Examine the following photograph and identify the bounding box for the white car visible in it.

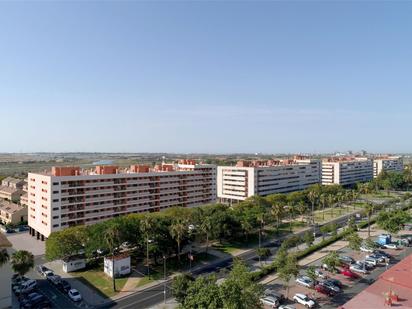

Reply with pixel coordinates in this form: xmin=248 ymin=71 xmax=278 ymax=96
xmin=260 ymin=296 xmax=279 ymax=308
xmin=367 ymin=254 xmax=385 ymax=263
xmin=68 ymin=289 xmax=82 ymax=302
xmin=360 ymin=245 xmax=374 ymax=253
xmin=296 ymin=276 xmax=314 ymax=288
xmin=350 ymin=264 xmax=368 ymax=274
xmin=279 ymin=305 xmax=296 ymax=309
xmin=43 ymin=270 xmax=54 ymax=278
xmin=315 ymin=268 xmax=327 ymax=279
xmin=364 ymin=257 xmax=378 ymax=267
xmin=383 ymin=243 xmax=399 ymax=250
xmin=293 ymin=293 xmax=316 ymax=308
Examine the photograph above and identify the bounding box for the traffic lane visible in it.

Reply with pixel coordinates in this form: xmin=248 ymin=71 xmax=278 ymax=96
xmin=111 ymin=285 xmax=173 ymax=309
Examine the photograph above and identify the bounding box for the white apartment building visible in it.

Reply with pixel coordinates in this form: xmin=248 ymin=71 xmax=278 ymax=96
xmin=322 ymin=157 xmax=373 ymax=186
xmin=217 ymin=157 xmax=321 ymax=203
xmin=373 ymin=156 xmax=403 ymax=178
xmin=28 ymin=161 xmax=216 ymax=240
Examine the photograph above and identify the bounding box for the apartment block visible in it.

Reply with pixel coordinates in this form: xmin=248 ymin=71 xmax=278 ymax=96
xmin=322 ymin=157 xmax=373 ymax=186
xmin=373 ymin=156 xmax=403 ymax=178
xmin=217 ymin=156 xmax=321 ymax=203
xmin=28 ymin=161 xmax=216 ymax=240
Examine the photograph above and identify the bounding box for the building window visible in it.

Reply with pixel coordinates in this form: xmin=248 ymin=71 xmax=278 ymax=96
xmin=52 ymin=199 xmax=59 ymax=202
xmin=53 ymin=182 xmax=59 ymax=186
xmin=53 ymin=216 xmax=59 ymax=219
xmin=53 ymin=191 xmax=59 ymax=194
xmin=53 ymin=224 xmax=59 ymax=228
xmin=52 ymin=207 xmax=59 ymax=211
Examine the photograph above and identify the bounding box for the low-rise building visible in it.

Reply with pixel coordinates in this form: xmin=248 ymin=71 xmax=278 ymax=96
xmin=28 ymin=161 xmax=217 ymax=240
xmin=373 ymin=156 xmax=403 ymax=178
xmin=0 ymin=186 xmax=24 ymax=203
xmin=322 ymin=157 xmax=373 ymax=186
xmin=217 ymin=156 xmax=321 ymax=203
xmin=104 ymin=253 xmax=131 ymax=278
xmin=1 ymin=177 xmax=25 ymax=189
xmin=0 ymin=200 xmax=27 ymax=225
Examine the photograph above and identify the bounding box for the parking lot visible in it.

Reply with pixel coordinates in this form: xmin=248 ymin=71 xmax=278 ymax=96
xmin=261 ymin=230 xmax=412 ymax=309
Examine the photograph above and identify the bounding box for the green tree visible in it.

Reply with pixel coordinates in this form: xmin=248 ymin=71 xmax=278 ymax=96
xmin=303 ymin=231 xmax=315 ymax=247
xmin=278 ymin=253 xmax=299 ymax=298
xmin=346 ymin=231 xmax=362 ymax=251
xmin=171 ymin=273 xmax=194 ymax=304
xmin=347 ymin=217 xmax=358 ymax=232
xmin=105 ymin=223 xmax=122 ymax=291
xmin=182 ymin=275 xmax=222 ymax=309
xmin=377 ymin=210 xmax=411 ymax=235
xmin=0 ymin=249 xmax=9 ymax=268
xmin=322 ymin=252 xmax=340 ymax=273
xmin=267 ymin=194 xmax=286 ymax=229
xmin=220 ymin=260 xmax=264 ymax=309
xmin=140 ymin=215 xmax=155 ymax=274
xmin=11 ymin=250 xmax=34 ymax=277
xmin=256 ymin=247 xmax=271 ymax=264
xmin=307 ymin=190 xmax=318 ymax=225
xmin=306 ymin=265 xmax=318 ymax=284
xmin=319 ymin=194 xmax=328 ymax=222
xmin=45 ymin=226 xmax=86 ymax=261
xmin=170 ymin=218 xmax=188 ymax=263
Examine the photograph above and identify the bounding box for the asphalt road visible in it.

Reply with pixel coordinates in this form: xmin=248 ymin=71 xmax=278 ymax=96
xmin=110 ymin=211 xmax=359 ymax=309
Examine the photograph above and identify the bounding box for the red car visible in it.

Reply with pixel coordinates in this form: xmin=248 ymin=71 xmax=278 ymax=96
xmin=315 ymin=284 xmax=335 ymax=297
xmin=340 ymin=268 xmax=358 ymax=279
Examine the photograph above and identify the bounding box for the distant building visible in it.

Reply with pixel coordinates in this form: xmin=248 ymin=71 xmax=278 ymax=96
xmin=217 ymin=156 xmax=321 ymax=203
xmin=1 ymin=177 xmax=25 ymax=189
xmin=0 ymin=200 xmax=27 ymax=225
xmin=373 ymin=156 xmax=403 ymax=178
xmin=322 ymin=157 xmax=373 ymax=186
xmin=27 ymin=161 xmax=217 ymax=240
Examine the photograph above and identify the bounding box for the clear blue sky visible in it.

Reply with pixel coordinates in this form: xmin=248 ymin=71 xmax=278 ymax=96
xmin=1 ymin=1 xmax=411 ymax=154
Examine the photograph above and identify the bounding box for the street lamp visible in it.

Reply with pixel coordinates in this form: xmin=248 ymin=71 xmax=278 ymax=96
xmin=163 ymin=255 xmax=167 ymax=304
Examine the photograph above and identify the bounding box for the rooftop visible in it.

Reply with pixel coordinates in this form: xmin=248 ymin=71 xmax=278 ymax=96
xmin=235 ymin=156 xmax=317 ymax=168
xmin=0 ymin=200 xmax=25 ymax=214
xmin=322 ymin=156 xmax=370 ymax=163
xmin=35 ymin=160 xmax=215 ymax=177
xmin=0 ymin=186 xmax=21 ymax=194
xmin=342 ymin=253 xmax=412 ymax=309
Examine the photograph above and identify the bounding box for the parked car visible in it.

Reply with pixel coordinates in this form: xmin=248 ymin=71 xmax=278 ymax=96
xmin=260 ymin=296 xmax=279 ymax=308
xmin=360 ymin=245 xmax=374 ymax=253
xmin=350 ymin=264 xmax=368 ymax=274
xmin=19 ymin=292 xmax=45 ymax=308
xmin=21 ymin=294 xmax=49 ymax=309
xmin=356 ymin=261 xmax=373 ymax=270
xmin=68 ymin=289 xmax=82 ymax=302
xmin=14 ymin=279 xmax=37 ymax=295
xmin=43 ymin=270 xmax=54 ymax=278
xmin=367 ymin=254 xmax=385 ymax=263
xmin=12 ymin=275 xmax=29 ymax=288
xmin=321 ymin=279 xmax=341 ymax=293
xmin=339 ymin=255 xmax=355 ymax=265
xmin=36 ymin=265 xmax=50 ymax=277
xmin=57 ymin=280 xmax=71 ymax=293
xmin=120 ymin=242 xmax=132 ymax=250
xmin=364 ymin=257 xmax=378 ymax=267
xmin=48 ymin=275 xmax=61 ymax=285
xmin=383 ymin=243 xmax=399 ymax=250
xmin=96 ymin=248 xmax=109 ymax=255
xmin=315 ymin=284 xmax=335 ymax=296
xmin=278 ymin=306 xmax=296 ymax=309
xmin=264 ymin=289 xmax=285 ymax=303
xmin=340 ymin=268 xmax=358 ymax=278
xmin=296 ymin=276 xmax=315 ymax=288
xmin=314 ymin=268 xmax=328 ymax=279
xmin=293 ymin=293 xmax=316 ymax=308
xmin=374 ymin=250 xmax=391 ymax=258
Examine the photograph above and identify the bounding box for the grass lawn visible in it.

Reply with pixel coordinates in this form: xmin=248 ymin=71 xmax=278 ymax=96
xmin=73 ymin=266 xmax=129 ymax=298
xmin=313 ymin=206 xmax=359 ymax=223
xmin=361 ymin=192 xmax=397 ymax=199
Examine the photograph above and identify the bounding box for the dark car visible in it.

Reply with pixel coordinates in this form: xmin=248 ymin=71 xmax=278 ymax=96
xmin=315 ymin=284 xmax=335 ymax=297
xmin=57 ymin=280 xmax=71 ymax=293
xmin=21 ymin=294 xmax=47 ymax=308
xmin=325 ymin=278 xmax=343 ymax=288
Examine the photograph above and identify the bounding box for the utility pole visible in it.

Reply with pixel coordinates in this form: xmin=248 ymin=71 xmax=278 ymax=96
xmin=147 ymin=238 xmax=150 ymax=277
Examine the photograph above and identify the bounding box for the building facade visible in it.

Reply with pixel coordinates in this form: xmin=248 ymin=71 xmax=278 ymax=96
xmin=322 ymin=157 xmax=373 ymax=186
xmin=373 ymin=156 xmax=403 ymax=178
xmin=0 ymin=200 xmax=27 ymax=225
xmin=28 ymin=161 xmax=216 ymax=240
xmin=217 ymin=157 xmax=321 ymax=203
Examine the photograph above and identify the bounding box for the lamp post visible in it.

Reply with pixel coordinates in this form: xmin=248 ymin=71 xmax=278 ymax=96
xmin=163 ymin=255 xmax=167 ymax=304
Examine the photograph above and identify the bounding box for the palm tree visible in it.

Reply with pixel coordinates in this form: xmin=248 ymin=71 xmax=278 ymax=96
xmin=140 ymin=216 xmax=154 ymax=276
xmin=307 ymin=190 xmax=318 ymax=224
xmin=364 ymin=202 xmax=375 ymax=238
xmin=296 ymin=201 xmax=307 ymax=224
xmin=271 ymin=201 xmax=284 ymax=229
xmin=105 ymin=224 xmax=121 ymax=291
xmin=328 ymin=194 xmax=335 ymax=218
xmin=169 ymin=219 xmax=187 ymax=263
xmin=199 ymin=216 xmax=213 ymax=256
xmin=0 ymin=249 xmax=9 ymax=268
xmin=10 ymin=250 xmax=34 ymax=277
xmin=319 ymin=194 xmax=328 ymax=222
